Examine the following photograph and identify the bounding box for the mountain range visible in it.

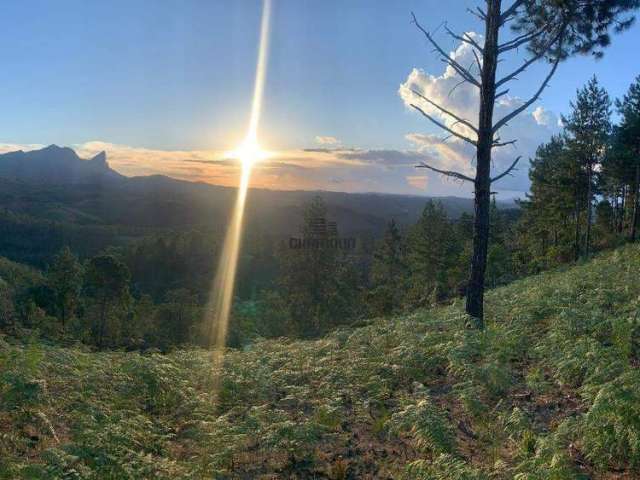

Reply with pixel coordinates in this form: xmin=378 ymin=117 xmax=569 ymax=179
xmin=0 ymin=145 xmax=517 ymax=265
xmin=0 ymin=145 xmax=123 ymax=185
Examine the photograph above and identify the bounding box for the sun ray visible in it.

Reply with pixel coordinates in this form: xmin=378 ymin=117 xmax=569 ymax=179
xmin=206 ymin=0 xmax=272 ymax=389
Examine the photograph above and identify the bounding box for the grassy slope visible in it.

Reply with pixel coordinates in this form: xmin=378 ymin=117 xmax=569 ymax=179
xmin=2 ymin=246 xmax=640 ymax=479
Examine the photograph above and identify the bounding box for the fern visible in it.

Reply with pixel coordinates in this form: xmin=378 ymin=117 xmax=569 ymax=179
xmin=386 ymin=397 xmax=455 ymax=455
xmin=404 ymin=454 xmax=487 ymax=480
xmin=582 ymin=370 xmax=640 ymax=470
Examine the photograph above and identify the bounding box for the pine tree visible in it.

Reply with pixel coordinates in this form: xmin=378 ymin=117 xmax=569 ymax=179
xmin=370 ymin=219 xmax=406 ymax=314
xmin=409 ymin=0 xmax=638 ymax=325
xmin=48 ymin=246 xmax=83 ymax=327
xmin=615 ymin=76 xmax=640 ymax=240
xmin=278 ymin=196 xmax=359 ymax=336
xmin=406 ymin=201 xmax=460 ymax=306
xmin=562 ymin=76 xmax=612 ymax=257
xmin=84 ymin=255 xmax=131 ymax=348
xmin=485 ymin=197 xmax=513 ymax=287
xmin=517 ymin=136 xmax=580 ymax=268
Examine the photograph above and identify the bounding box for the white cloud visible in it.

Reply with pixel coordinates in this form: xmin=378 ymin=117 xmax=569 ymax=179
xmin=532 ymin=106 xmax=558 ymax=127
xmin=315 ymin=135 xmax=340 ymax=145
xmin=399 ymin=32 xmax=560 ymax=195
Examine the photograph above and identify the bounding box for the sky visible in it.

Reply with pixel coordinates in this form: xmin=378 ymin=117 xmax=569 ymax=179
xmin=1 ymin=0 xmax=639 ymax=198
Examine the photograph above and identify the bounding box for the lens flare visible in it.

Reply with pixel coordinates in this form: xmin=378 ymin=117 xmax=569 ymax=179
xmin=206 ymin=0 xmax=271 ymax=385
xmin=227 ymin=136 xmax=270 ymax=168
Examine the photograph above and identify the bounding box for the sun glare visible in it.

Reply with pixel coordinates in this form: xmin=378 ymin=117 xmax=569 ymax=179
xmin=206 ymin=0 xmax=272 ymax=395
xmin=228 ymin=136 xmax=269 ymax=168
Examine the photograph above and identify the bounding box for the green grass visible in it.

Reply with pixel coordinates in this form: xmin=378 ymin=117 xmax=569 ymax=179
xmin=2 ymin=245 xmax=640 ymax=479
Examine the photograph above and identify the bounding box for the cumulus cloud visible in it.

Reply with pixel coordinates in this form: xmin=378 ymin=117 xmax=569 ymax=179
xmin=398 ymin=32 xmax=560 ymax=195
xmin=532 ymin=106 xmax=555 ymax=126
xmin=315 ymin=135 xmax=340 ymax=145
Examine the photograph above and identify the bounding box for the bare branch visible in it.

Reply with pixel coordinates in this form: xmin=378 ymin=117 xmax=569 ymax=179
xmin=496 ymin=53 xmax=543 ymax=87
xmin=411 ymin=12 xmax=480 ymax=88
xmin=500 ymin=0 xmax=526 ymax=25
xmin=496 ymin=26 xmax=564 ymax=87
xmin=498 ymin=27 xmax=547 ymax=54
xmin=492 ymin=139 xmax=518 ymax=148
xmin=472 ymin=48 xmax=482 ymax=75
xmin=491 ymin=156 xmax=522 ymax=183
xmin=417 ymin=161 xmax=474 ymax=183
xmin=495 ymin=88 xmax=510 ymax=100
xmin=444 ymin=24 xmax=484 ymax=53
xmin=410 ymin=89 xmax=479 ymax=134
xmin=410 ymin=104 xmax=478 ymax=146
xmin=467 ymin=6 xmax=487 ymax=21
xmin=493 ymin=56 xmax=560 ymax=133
xmin=440 ymin=58 xmax=480 ymax=87
xmin=448 ymin=79 xmax=467 ymax=97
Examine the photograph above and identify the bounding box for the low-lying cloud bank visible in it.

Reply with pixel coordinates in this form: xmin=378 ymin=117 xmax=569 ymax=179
xmin=0 ymin=141 xmax=442 ymax=195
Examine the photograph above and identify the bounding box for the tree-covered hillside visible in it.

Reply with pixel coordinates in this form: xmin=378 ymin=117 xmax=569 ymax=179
xmin=2 ymin=244 xmax=640 ymax=479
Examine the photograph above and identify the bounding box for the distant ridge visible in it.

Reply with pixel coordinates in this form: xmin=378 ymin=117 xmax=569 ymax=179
xmin=0 ymin=145 xmax=517 ymax=242
xmin=0 ymin=145 xmax=123 ymax=185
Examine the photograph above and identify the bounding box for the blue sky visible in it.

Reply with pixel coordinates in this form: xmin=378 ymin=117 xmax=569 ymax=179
xmin=1 ymin=0 xmax=639 ymax=197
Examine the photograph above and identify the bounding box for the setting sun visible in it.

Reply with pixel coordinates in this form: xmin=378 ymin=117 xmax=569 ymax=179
xmin=228 ymin=136 xmax=270 ymax=168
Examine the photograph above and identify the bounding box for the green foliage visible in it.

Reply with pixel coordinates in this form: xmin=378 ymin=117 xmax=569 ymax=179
xmin=582 ymin=370 xmax=640 ymax=470
xmin=83 ymin=254 xmax=131 ymax=348
xmin=512 ymin=0 xmax=640 ymax=59
xmin=519 ymin=75 xmax=640 ymax=267
xmin=0 ymin=342 xmax=44 ymax=409
xmin=3 ymin=243 xmax=640 ymax=477
xmin=386 ymin=397 xmax=455 ymax=455
xmin=405 ymin=200 xmax=462 ymax=306
xmin=47 ymin=247 xmax=83 ymax=327
xmin=369 ymin=219 xmax=406 ymax=315
xmin=404 ymin=454 xmax=487 ymax=480
xmin=275 ymin=195 xmax=364 ymax=337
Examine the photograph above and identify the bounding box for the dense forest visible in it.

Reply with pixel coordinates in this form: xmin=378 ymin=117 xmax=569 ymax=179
xmin=1 ymin=75 xmax=639 ymax=354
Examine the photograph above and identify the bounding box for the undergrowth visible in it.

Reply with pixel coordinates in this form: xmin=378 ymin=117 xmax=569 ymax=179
xmin=2 ymin=245 xmax=640 ymax=478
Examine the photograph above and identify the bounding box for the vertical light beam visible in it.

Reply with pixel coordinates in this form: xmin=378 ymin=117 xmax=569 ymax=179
xmin=247 ymin=0 xmax=271 ymax=143
xmin=206 ymin=0 xmax=271 ymax=381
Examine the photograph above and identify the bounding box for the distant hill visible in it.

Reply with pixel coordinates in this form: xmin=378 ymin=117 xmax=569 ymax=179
xmin=0 ymin=145 xmax=517 ymax=265
xmin=0 ymin=145 xmax=123 ymax=185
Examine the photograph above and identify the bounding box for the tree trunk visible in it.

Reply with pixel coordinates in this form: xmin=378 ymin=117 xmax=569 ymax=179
xmin=574 ymin=210 xmax=581 ymax=261
xmin=620 ymin=185 xmax=626 ymax=234
xmin=613 ymin=191 xmax=620 ymax=233
xmin=465 ymin=0 xmax=501 ymax=328
xmin=98 ymin=295 xmax=107 ymax=348
xmin=631 ymin=164 xmax=640 ymax=242
xmin=585 ymin=164 xmax=593 ymax=257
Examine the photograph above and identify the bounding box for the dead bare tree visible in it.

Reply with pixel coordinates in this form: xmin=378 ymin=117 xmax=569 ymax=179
xmin=410 ymin=0 xmax=639 ymax=328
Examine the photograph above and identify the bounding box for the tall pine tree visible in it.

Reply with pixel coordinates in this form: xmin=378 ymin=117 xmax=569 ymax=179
xmin=370 ymin=219 xmax=406 ymax=314
xmin=562 ymin=76 xmax=612 ymax=257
